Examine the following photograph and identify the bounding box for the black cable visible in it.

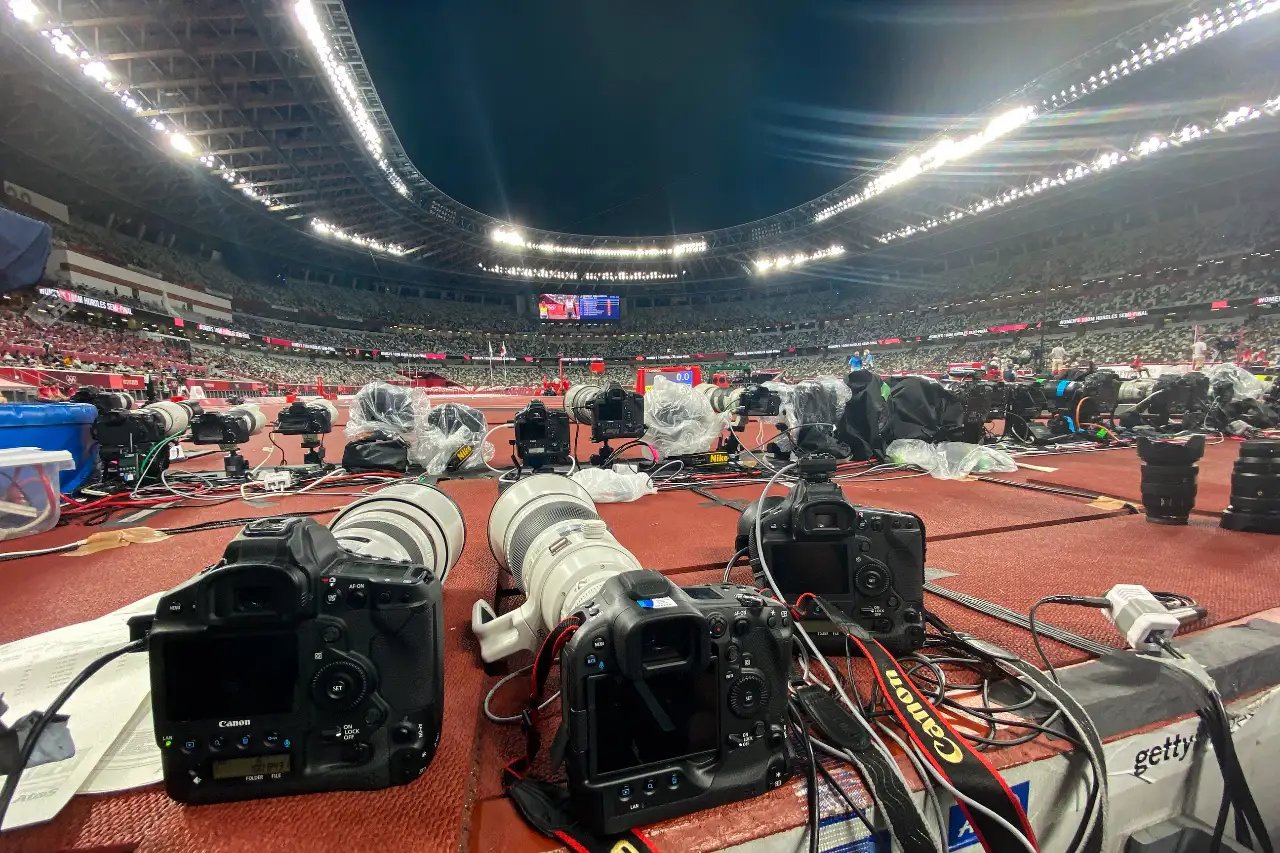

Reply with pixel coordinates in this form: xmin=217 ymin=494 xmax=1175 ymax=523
xmin=814 ymin=760 xmax=876 ymax=840
xmin=0 ymin=639 xmax=144 ymax=829
xmin=267 ymin=430 xmax=287 ymax=465
xmin=1028 ymin=595 xmax=1110 ymax=684
xmin=788 ymin=702 xmax=821 ymax=853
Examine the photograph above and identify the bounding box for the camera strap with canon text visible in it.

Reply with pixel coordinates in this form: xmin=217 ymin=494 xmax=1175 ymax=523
xmin=501 ymin=617 xmax=662 ymax=853
xmin=814 ymin=597 xmax=1040 ymax=853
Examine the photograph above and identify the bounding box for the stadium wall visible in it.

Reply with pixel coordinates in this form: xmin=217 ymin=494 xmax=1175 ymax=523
xmin=44 ymin=248 xmax=233 ymax=321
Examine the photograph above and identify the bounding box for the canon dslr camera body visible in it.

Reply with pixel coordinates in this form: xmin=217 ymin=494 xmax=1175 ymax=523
xmin=147 ymin=516 xmax=443 ymax=804
xmin=738 ymin=455 xmax=925 ymax=654
xmin=560 ymin=571 xmax=793 ymax=834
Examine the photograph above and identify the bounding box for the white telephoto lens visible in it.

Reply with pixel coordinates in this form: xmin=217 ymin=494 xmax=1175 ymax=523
xmin=227 ymin=403 xmax=267 ymax=437
xmin=144 ymin=400 xmax=193 ymax=435
xmin=563 ymin=384 xmax=600 ymax=425
xmin=472 ymin=474 xmax=642 ymax=662
xmin=329 ymin=482 xmax=466 ymax=581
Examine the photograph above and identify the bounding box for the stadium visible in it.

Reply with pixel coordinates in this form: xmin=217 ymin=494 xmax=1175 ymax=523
xmin=0 ymin=0 xmax=1279 ymax=850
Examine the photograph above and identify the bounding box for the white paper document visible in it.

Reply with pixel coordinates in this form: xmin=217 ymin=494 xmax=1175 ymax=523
xmin=0 ymin=597 xmax=163 ymax=830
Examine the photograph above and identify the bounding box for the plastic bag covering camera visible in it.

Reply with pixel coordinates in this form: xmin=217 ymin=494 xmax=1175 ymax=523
xmin=642 ymin=375 xmax=728 ymax=456
xmin=410 ymin=401 xmax=495 ymax=474
xmin=886 ymin=439 xmax=1017 ymax=480
xmin=347 ymin=381 xmax=429 ymax=437
xmin=783 ymin=376 xmax=852 ymax=457
xmin=1205 ymin=363 xmax=1266 ymax=401
xmin=570 ymin=466 xmax=657 ymax=503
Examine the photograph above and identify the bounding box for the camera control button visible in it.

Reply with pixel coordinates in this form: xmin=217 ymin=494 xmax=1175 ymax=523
xmin=732 ymin=617 xmax=751 ymax=636
xmin=643 ymin=778 xmax=657 ymax=796
xmin=324 ymin=590 xmax=340 ymax=606
xmin=591 ymin=636 xmax=606 ymax=650
xmin=708 ymin=615 xmax=727 ymax=638
xmin=346 ymin=589 xmax=367 ymax=608
xmin=321 ymin=727 xmax=343 ymax=744
xmin=617 ymin=784 xmax=633 ymax=801
xmin=377 ymin=591 xmax=392 ymax=605
xmin=365 ymin=706 xmax=385 ymax=726
xmin=728 ymin=675 xmax=768 ymax=717
xmin=726 ymin=645 xmax=740 ymax=664
xmin=666 ymin=772 xmax=681 ymax=790
xmin=182 ymin=738 xmax=198 ymax=753
xmin=209 ymin=736 xmax=226 ymax=751
xmin=237 ymin=734 xmax=252 ymax=750
xmin=321 ymin=625 xmax=342 ymax=643
xmin=855 ymin=566 xmax=888 ymax=596
xmin=263 ymin=731 xmax=281 ymax=747
xmin=312 ymin=661 xmax=370 ymax=710
xmin=392 ymin=723 xmax=416 ymax=744
xmin=767 ymin=614 xmax=778 ymax=628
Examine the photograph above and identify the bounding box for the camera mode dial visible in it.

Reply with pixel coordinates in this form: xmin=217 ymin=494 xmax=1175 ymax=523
xmin=854 ymin=561 xmax=891 ymax=597
xmin=728 ymin=674 xmax=769 ymax=718
xmin=312 ymin=659 xmax=371 ymax=711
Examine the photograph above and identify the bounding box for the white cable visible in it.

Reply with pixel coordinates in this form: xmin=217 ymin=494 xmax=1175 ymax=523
xmin=0 ymin=540 xmax=86 ymax=560
xmin=129 ymin=433 xmax=183 ymax=498
xmin=297 ymin=467 xmax=344 ymax=493
xmin=160 ymin=468 xmax=232 ymax=501
xmin=483 ymin=423 xmax=509 ymax=474
xmin=483 ymin=663 xmax=561 ymax=724
xmin=250 ymin=446 xmax=276 ymax=474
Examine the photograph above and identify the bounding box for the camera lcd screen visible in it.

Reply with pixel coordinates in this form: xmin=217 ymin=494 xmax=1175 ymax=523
xmin=211 ymin=754 xmax=291 ymax=780
xmin=161 ymin=633 xmax=298 ymax=722
xmin=769 ymin=542 xmax=850 ymax=595
xmin=589 ymin=666 xmax=718 ymax=775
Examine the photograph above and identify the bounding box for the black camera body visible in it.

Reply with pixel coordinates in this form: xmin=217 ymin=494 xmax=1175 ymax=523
xmin=944 ymin=380 xmax=997 ymax=444
xmin=276 ymin=402 xmax=334 ymax=436
xmin=93 ymin=409 xmax=170 ymax=486
xmin=190 ymin=411 xmax=253 ymax=446
xmin=71 ymin=386 xmax=134 ymax=416
xmin=737 ymin=456 xmax=925 ymax=654
xmin=591 ymin=383 xmax=645 ymax=442
xmin=736 ymin=384 xmax=782 ymax=418
xmin=512 ymin=400 xmax=571 ymax=469
xmin=147 ymin=516 xmax=443 ymax=804
xmin=559 ymin=571 xmax=793 ymax=835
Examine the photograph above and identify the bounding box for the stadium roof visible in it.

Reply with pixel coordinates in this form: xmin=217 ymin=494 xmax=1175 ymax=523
xmin=0 ymin=0 xmax=1277 ymax=293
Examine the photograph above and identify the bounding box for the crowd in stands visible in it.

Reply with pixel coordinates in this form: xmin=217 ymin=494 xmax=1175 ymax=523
xmin=4 ymin=182 xmax=1279 ymax=396
xmin=0 ymin=299 xmax=198 ymax=375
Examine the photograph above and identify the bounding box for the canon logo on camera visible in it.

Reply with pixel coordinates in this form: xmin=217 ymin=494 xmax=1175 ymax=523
xmin=217 ymin=719 xmax=252 ymax=728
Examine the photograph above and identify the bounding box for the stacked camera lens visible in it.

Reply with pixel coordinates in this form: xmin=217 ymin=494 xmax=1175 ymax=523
xmin=1137 ymin=435 xmax=1205 ymax=525
xmin=1221 ymin=440 xmax=1280 ymax=534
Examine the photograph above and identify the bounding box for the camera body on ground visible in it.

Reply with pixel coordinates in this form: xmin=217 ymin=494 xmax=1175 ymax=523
xmin=511 ymin=399 xmax=571 ymax=468
xmin=943 ymin=379 xmax=999 ymax=443
xmin=189 ymin=403 xmax=266 ymax=446
xmin=737 ymin=456 xmax=926 ymax=654
xmin=566 ymin=382 xmax=646 ymax=442
xmin=559 ymin=570 xmax=793 ymax=834
xmin=148 ymin=515 xmax=445 ymax=804
xmin=276 ymin=399 xmax=336 ymax=436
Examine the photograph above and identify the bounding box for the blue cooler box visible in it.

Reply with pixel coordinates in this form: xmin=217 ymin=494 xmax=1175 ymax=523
xmin=0 ymin=402 xmax=98 ymax=492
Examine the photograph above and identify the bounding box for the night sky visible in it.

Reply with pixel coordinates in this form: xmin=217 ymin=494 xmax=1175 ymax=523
xmin=346 ymin=0 xmax=1181 ymax=237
